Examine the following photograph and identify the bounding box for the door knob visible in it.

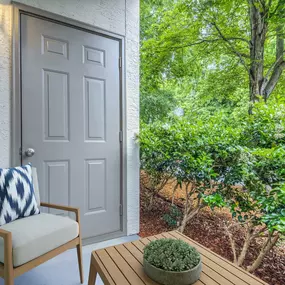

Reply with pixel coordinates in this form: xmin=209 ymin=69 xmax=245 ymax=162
xmin=24 ymin=148 xmax=35 ymax=157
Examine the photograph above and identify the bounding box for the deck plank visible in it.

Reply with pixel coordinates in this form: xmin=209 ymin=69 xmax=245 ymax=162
xmin=202 ymin=264 xmax=235 ymax=285
xmin=115 ymin=244 xmax=159 ymax=285
xmin=133 ymin=239 xmax=148 ymax=251
xmin=139 ymin=239 xmax=151 ymax=246
xmin=105 ymin=246 xmax=146 ymax=285
xmin=96 ymin=249 xmax=131 ymax=285
xmin=199 ymin=271 xmax=220 ymax=285
xmin=93 ymin=253 xmax=116 ymax=285
xmin=147 ymin=236 xmax=157 ymax=242
xmin=124 ymin=242 xmax=144 ymax=264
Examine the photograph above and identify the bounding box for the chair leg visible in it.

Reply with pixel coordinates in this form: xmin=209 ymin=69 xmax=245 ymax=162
xmin=76 ymin=241 xmax=84 ymax=284
xmin=88 ymin=256 xmax=97 ymax=285
xmin=4 ymin=271 xmax=14 ymax=285
xmin=4 ymin=232 xmax=14 ymax=285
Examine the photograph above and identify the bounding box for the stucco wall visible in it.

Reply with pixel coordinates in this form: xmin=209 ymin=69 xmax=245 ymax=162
xmin=0 ymin=0 xmax=140 ymax=235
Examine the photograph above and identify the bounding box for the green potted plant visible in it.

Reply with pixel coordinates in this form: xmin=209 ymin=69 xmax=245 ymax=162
xmin=143 ymin=238 xmax=202 ymax=285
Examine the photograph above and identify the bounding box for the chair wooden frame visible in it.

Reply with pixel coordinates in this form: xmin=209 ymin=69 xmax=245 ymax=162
xmin=0 ymin=202 xmax=84 ymax=285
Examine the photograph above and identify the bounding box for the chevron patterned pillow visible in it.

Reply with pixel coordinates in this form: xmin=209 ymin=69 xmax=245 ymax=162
xmin=0 ymin=164 xmax=40 ymax=226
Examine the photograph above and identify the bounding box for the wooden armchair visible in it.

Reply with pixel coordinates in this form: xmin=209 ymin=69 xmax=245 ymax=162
xmin=0 ymin=169 xmax=83 ymax=285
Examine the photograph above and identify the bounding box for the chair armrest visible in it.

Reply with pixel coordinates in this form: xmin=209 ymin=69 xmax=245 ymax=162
xmin=0 ymin=229 xmax=13 ymax=272
xmin=0 ymin=229 xmax=12 ymax=239
xmin=40 ymin=202 xmax=80 ymax=223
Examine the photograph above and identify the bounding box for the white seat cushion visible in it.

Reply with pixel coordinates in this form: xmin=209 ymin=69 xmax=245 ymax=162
xmin=0 ymin=213 xmax=79 ymax=267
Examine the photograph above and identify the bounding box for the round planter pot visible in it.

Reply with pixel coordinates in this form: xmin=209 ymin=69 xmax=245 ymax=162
xmin=143 ymin=258 xmax=202 ymax=285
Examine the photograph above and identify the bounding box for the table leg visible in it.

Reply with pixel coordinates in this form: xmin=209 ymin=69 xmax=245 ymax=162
xmin=88 ymin=256 xmax=97 ymax=285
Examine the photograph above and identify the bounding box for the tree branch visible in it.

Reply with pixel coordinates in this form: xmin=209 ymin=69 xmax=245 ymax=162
xmin=252 ymin=225 xmax=267 ymax=238
xmin=247 ymin=232 xmax=280 ymax=272
xmin=276 ymin=27 xmax=284 ymax=60
xmin=227 ymin=37 xmax=251 ymax=44
xmin=154 ymin=37 xmax=234 ymax=52
xmin=237 ymin=223 xmax=254 ymax=266
xmin=154 ymin=35 xmax=250 ymax=52
xmin=211 ymin=22 xmax=250 ymax=74
xmin=263 ymin=29 xmax=285 ymax=98
xmin=225 ymin=224 xmax=238 ymax=263
xmin=263 ymin=51 xmax=285 ymax=82
xmin=263 ymin=61 xmax=285 ymax=98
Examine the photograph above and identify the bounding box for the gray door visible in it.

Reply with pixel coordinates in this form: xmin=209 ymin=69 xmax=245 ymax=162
xmin=21 ymin=14 xmax=122 ymax=239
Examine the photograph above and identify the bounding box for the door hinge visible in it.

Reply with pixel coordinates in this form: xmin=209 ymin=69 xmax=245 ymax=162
xmin=120 ymin=204 xmax=123 ymax=216
xmin=119 ymin=57 xmax=122 ymax=69
xmin=119 ymin=131 xmax=123 ymax=142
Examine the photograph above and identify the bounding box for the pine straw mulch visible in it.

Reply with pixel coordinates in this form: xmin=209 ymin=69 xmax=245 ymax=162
xmin=139 ymin=181 xmax=285 ymax=285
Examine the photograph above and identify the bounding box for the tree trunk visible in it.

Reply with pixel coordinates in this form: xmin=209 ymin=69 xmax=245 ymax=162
xmin=171 ymin=183 xmax=179 ymax=205
xmin=247 ymin=1 xmax=285 ymax=109
xmin=147 ymin=194 xmax=154 ymax=211
xmin=237 ymin=225 xmax=254 ymax=266
xmin=225 ymin=224 xmax=237 ymax=264
xmin=179 ymin=205 xmax=202 ymax=233
xmin=179 ymin=182 xmax=191 ymax=233
xmin=179 ymin=212 xmax=188 ymax=233
xmin=248 ymin=0 xmax=267 ymax=107
xmin=247 ymin=233 xmax=279 ymax=272
xmin=262 ymin=28 xmax=285 ymax=100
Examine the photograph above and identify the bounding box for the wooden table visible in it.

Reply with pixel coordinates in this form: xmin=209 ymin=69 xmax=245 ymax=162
xmin=88 ymin=231 xmax=268 ymax=285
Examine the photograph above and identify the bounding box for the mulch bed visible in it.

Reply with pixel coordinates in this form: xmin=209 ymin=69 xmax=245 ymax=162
xmin=139 ymin=183 xmax=285 ymax=285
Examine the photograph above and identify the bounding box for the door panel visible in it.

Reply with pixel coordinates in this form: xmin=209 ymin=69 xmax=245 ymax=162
xmin=85 ymin=159 xmax=106 ymax=213
xmin=45 ymin=160 xmax=69 ymax=216
xmin=44 ymin=70 xmax=69 ymax=140
xmin=21 ymin=14 xmax=122 ymax=239
xmin=84 ymin=77 xmax=106 ymax=141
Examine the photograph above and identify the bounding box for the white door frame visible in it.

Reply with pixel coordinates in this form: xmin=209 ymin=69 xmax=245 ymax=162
xmin=12 ymin=4 xmax=128 ymax=242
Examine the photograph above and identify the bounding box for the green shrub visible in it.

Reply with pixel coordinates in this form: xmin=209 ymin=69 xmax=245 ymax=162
xmin=140 ymin=101 xmax=285 ymax=271
xmin=143 ymin=239 xmax=201 ymax=272
xmin=242 ymin=101 xmax=285 ymax=148
xmin=163 ymin=205 xmax=182 ymax=227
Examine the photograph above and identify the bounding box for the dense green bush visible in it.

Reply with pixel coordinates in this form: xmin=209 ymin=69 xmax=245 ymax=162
xmin=205 ymin=145 xmax=285 ymax=271
xmin=144 ymin=239 xmax=201 ymax=272
xmin=242 ymin=101 xmax=285 ymax=148
xmin=139 ymin=101 xmax=285 ymax=271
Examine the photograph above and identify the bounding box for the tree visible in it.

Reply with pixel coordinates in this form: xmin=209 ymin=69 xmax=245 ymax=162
xmin=140 ymin=89 xmax=177 ymax=123
xmin=140 ymin=122 xmax=175 ymax=209
xmin=208 ymin=146 xmax=285 ymax=272
xmin=141 ymin=0 xmax=285 ymax=115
